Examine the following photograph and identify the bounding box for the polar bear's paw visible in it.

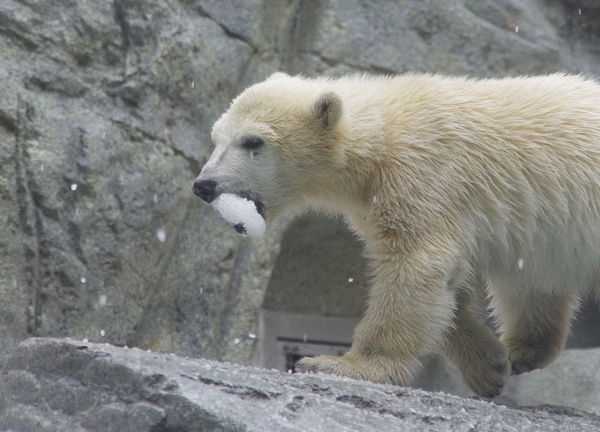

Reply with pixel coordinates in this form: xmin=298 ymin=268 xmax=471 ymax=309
xmin=507 ymin=342 xmax=554 ymax=375
xmin=295 ymin=354 xmax=413 ymax=386
xmin=503 ymin=333 xmax=563 ymax=376
xmin=461 ymin=355 xmax=511 ymax=399
xmin=295 ymin=355 xmax=358 ymax=378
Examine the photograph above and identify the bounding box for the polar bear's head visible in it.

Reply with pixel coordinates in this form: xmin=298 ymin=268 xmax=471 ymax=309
xmin=193 ymin=73 xmax=343 ymax=232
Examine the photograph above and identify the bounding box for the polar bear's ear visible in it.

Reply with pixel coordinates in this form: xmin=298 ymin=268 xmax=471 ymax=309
xmin=310 ymin=91 xmax=343 ymax=131
xmin=267 ymin=72 xmax=289 ymax=81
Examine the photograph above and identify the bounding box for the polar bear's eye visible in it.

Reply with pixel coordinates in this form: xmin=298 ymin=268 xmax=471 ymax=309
xmin=241 ymin=137 xmax=264 ymax=151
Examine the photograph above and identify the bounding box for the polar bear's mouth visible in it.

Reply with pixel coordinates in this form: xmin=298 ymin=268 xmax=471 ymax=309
xmin=245 ymin=196 xmax=265 ymax=219
xmin=233 ymin=195 xmax=265 ymax=236
xmin=233 ymin=223 xmax=247 ymax=235
xmin=211 ymin=193 xmax=266 ymax=238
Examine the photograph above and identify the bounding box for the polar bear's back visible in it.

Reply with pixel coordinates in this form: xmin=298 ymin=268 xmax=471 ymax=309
xmin=330 ymin=73 xmax=600 ymax=295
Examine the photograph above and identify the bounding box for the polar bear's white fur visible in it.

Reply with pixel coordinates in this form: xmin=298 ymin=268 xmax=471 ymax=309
xmin=194 ymin=72 xmax=600 ymax=397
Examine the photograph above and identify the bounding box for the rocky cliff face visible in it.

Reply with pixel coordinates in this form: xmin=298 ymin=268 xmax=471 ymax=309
xmin=0 ymin=0 xmax=291 ymax=366
xmin=1 ymin=0 xmax=600 ymax=427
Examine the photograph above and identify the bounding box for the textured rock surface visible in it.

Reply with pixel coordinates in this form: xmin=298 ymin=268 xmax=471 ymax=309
xmin=2 ymin=338 xmax=600 ymax=432
xmin=2 ymin=0 xmax=600 ymax=421
xmin=0 ymin=0 xmax=290 ymax=367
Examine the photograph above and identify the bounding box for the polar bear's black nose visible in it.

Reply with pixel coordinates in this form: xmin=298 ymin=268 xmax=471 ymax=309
xmin=193 ymin=179 xmax=218 ymax=203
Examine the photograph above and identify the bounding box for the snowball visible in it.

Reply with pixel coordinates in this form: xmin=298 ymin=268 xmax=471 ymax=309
xmin=80 ymin=277 xmax=86 ymax=284
xmin=211 ymin=193 xmax=265 ymax=238
xmin=517 ymin=258 xmax=524 ymax=270
xmin=71 ymin=183 xmax=78 ymax=191
xmin=157 ymin=228 xmax=166 ymax=243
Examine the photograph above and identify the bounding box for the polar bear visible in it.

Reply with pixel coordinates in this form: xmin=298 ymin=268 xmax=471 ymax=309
xmin=193 ymin=72 xmax=600 ymax=397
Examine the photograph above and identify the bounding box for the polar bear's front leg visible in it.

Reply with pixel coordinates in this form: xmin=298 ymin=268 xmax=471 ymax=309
xmin=297 ymin=245 xmax=459 ymax=387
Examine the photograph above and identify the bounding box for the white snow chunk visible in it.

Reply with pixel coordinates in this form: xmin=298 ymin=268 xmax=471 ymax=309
xmin=71 ymin=183 xmax=78 ymax=191
xmin=100 ymin=329 xmax=106 ymax=337
xmin=211 ymin=193 xmax=265 ymax=238
xmin=157 ymin=228 xmax=166 ymax=243
xmin=99 ymin=294 xmax=107 ymax=306
xmin=80 ymin=277 xmax=86 ymax=284
xmin=348 ymin=278 xmax=354 ymax=283
xmin=517 ymin=258 xmax=524 ymax=270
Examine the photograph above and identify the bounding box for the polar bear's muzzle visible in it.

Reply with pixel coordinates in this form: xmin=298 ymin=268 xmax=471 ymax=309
xmin=193 ymin=178 xmax=266 ymax=237
xmin=192 ymin=178 xmax=265 ymax=217
xmin=193 ymin=178 xmax=218 ymax=204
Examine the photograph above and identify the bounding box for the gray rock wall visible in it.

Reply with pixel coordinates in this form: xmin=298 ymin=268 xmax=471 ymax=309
xmin=0 ymin=0 xmax=292 ymax=367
